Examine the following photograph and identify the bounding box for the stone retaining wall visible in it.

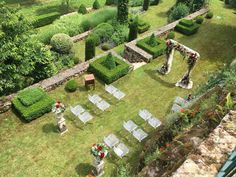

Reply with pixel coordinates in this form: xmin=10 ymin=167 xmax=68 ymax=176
xmin=71 ymin=30 xmax=92 ymax=42
xmin=124 ymin=8 xmax=209 ymax=63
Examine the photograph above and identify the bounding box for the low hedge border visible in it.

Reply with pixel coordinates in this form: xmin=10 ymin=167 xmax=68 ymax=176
xmin=136 ymin=37 xmax=166 ymax=58
xmin=175 ymin=19 xmax=200 ymax=36
xmin=12 ymin=88 xmax=54 ymax=122
xmin=18 ymin=88 xmax=44 ymax=107
xmin=89 ymin=54 xmax=129 ymax=84
xmin=33 ymin=12 xmax=61 ymax=28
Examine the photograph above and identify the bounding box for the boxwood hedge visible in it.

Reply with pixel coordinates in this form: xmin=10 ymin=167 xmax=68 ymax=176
xmin=89 ymin=55 xmax=129 ymax=84
xmin=136 ymin=36 xmax=166 ymax=58
xmin=175 ymin=19 xmax=200 ymax=35
xmin=12 ymin=88 xmax=54 ymax=122
xmin=33 ymin=12 xmax=61 ymax=28
xmin=138 ymin=20 xmax=150 ymax=34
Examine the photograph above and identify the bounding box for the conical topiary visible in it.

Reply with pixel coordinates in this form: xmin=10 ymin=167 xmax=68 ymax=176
xmin=78 ymin=4 xmax=87 ymax=14
xmin=93 ymin=0 xmax=100 ymax=9
xmin=148 ymin=33 xmax=158 ymax=47
xmin=103 ymin=52 xmax=116 ymax=70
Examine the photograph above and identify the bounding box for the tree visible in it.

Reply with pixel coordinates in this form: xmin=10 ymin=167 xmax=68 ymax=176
xmin=128 ymin=17 xmax=138 ymax=41
xmin=168 ymin=3 xmax=190 ymax=22
xmin=85 ymin=36 xmax=95 ymax=61
xmin=117 ymin=0 xmax=129 ymax=24
xmin=103 ymin=53 xmax=116 ymax=69
xmin=93 ymin=0 xmax=101 ymax=9
xmin=143 ymin=0 xmax=150 ymax=11
xmin=0 ymin=3 xmax=55 ymax=96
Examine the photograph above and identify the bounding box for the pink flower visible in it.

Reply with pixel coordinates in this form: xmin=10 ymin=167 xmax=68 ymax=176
xmin=100 ymin=153 xmax=105 ymax=159
xmin=56 ymin=104 xmax=60 ymax=108
xmin=180 ymin=108 xmax=185 ymax=113
xmin=97 ymin=146 xmax=102 ymax=151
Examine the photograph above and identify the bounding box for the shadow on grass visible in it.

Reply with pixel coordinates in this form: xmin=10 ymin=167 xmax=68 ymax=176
xmin=42 ymin=123 xmax=58 ymax=134
xmin=144 ymin=69 xmax=175 ymax=88
xmin=156 ymin=11 xmax=168 ymax=18
xmin=75 ymin=163 xmax=93 ymax=176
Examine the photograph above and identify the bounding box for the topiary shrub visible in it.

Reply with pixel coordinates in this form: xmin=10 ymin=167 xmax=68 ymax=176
xmin=12 ymin=88 xmax=54 ymax=122
xmin=206 ymin=11 xmax=213 ymax=19
xmin=50 ymin=33 xmax=73 ymax=54
xmin=117 ymin=0 xmax=129 ymax=23
xmin=101 ymin=43 xmax=111 ymax=51
xmin=167 ymin=31 xmax=175 ymax=39
xmin=93 ymin=0 xmax=101 ymax=9
xmin=85 ymin=36 xmax=96 ymax=60
xmin=65 ymin=79 xmax=78 ymax=92
xmin=33 ymin=12 xmax=60 ymax=28
xmin=128 ymin=17 xmax=138 ymax=41
xmin=195 ymin=16 xmax=204 ymax=24
xmin=81 ymin=20 xmax=92 ymax=31
xmin=143 ymin=0 xmax=150 ymax=11
xmin=175 ymin=19 xmax=200 ymax=35
xmin=93 ymin=23 xmax=114 ymax=43
xmin=138 ymin=19 xmax=150 ymax=33
xmin=148 ymin=33 xmax=158 ymax=47
xmin=78 ymin=4 xmax=87 ymax=14
xmin=102 ymin=52 xmax=116 ymax=69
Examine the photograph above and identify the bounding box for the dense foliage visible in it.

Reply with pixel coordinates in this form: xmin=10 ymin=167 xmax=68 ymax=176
xmin=117 ymin=0 xmax=129 ymax=23
xmin=143 ymin=0 xmax=150 ymax=11
xmin=93 ymin=0 xmax=101 ymax=9
xmin=195 ymin=15 xmax=204 ymax=24
xmin=89 ymin=54 xmax=129 ymax=84
xmin=65 ymin=79 xmax=78 ymax=92
xmin=0 ymin=4 xmax=56 ymax=96
xmin=50 ymin=33 xmax=73 ymax=54
xmin=102 ymin=52 xmax=116 ymax=69
xmin=138 ymin=19 xmax=150 ymax=33
xmin=168 ymin=3 xmax=190 ymax=22
xmin=206 ymin=11 xmax=213 ymax=19
xmin=137 ymin=35 xmax=166 ymax=58
xmin=12 ymin=88 xmax=54 ymax=122
xmin=92 ymin=23 xmax=115 ymax=43
xmin=128 ymin=17 xmax=138 ymax=41
xmin=106 ymin=0 xmax=115 ymax=5
xmin=85 ymin=36 xmax=96 ymax=60
xmin=167 ymin=31 xmax=175 ymax=39
xmin=78 ymin=4 xmax=87 ymax=14
xmin=33 ymin=12 xmax=61 ymax=28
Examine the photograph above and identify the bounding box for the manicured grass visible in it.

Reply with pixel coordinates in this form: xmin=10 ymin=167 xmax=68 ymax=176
xmin=0 ymin=1 xmax=235 ymax=177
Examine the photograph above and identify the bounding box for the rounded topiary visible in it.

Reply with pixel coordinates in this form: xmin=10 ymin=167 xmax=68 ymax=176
xmin=103 ymin=52 xmax=116 ymax=69
xmin=230 ymin=59 xmax=236 ymax=73
xmin=101 ymin=43 xmax=111 ymax=51
xmin=196 ymin=16 xmax=204 ymax=24
xmin=65 ymin=79 xmax=78 ymax=92
xmin=78 ymin=4 xmax=87 ymax=14
xmin=85 ymin=36 xmax=96 ymax=61
xmin=50 ymin=33 xmax=73 ymax=54
xmin=167 ymin=31 xmax=175 ymax=39
xmin=206 ymin=11 xmax=213 ymax=19
xmin=93 ymin=0 xmax=101 ymax=9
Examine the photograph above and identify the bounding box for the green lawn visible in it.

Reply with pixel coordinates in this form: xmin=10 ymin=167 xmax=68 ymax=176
xmin=0 ymin=1 xmax=236 ymax=177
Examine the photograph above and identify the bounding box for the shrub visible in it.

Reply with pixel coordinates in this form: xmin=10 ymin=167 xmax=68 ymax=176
xmin=206 ymin=11 xmax=213 ymax=19
xmin=52 ymin=51 xmax=75 ymax=70
xmin=151 ymin=0 xmax=160 ymax=5
xmin=168 ymin=3 xmax=190 ymax=22
xmin=12 ymin=88 xmax=54 ymax=122
xmin=73 ymin=56 xmax=80 ymax=64
xmin=81 ymin=20 xmax=92 ymax=31
xmin=175 ymin=19 xmax=200 ymax=35
xmin=101 ymin=43 xmax=111 ymax=50
xmin=138 ymin=19 xmax=150 ymax=33
xmin=136 ymin=36 xmax=166 ymax=58
xmin=106 ymin=0 xmax=114 ymax=5
xmin=143 ymin=0 xmax=150 ymax=11
xmin=85 ymin=36 xmax=96 ymax=60
xmin=89 ymin=54 xmax=129 ymax=84
xmin=225 ymin=0 xmax=230 ymax=4
xmin=103 ymin=52 xmax=116 ymax=69
xmin=65 ymin=79 xmax=78 ymax=92
xmin=148 ymin=33 xmax=158 ymax=47
xmin=78 ymin=4 xmax=87 ymax=14
xmin=128 ymin=17 xmax=138 ymax=41
xmin=111 ymin=24 xmax=129 ymax=45
xmin=50 ymin=33 xmax=73 ymax=54
xmin=33 ymin=12 xmax=61 ymax=28
xmin=93 ymin=23 xmax=114 ymax=43
xmin=93 ymin=0 xmax=101 ymax=9
xmin=167 ymin=31 xmax=175 ymax=39
xmin=117 ymin=0 xmax=129 ymax=23
xmin=195 ymin=16 xmax=204 ymax=24
xmin=89 ymin=33 xmax=100 ymax=46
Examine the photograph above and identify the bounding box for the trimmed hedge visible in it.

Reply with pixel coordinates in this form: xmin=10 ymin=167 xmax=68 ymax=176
xmin=89 ymin=54 xmax=129 ymax=84
xmin=12 ymin=88 xmax=54 ymax=122
xmin=195 ymin=16 xmax=204 ymax=24
xmin=78 ymin=4 xmax=87 ymax=14
xmin=175 ymin=19 xmax=200 ymax=35
xmin=50 ymin=33 xmax=73 ymax=54
xmin=33 ymin=12 xmax=61 ymax=28
xmin=65 ymin=79 xmax=78 ymax=92
xmin=138 ymin=20 xmax=150 ymax=34
xmin=206 ymin=11 xmax=213 ymax=19
xmin=136 ymin=36 xmax=166 ymax=58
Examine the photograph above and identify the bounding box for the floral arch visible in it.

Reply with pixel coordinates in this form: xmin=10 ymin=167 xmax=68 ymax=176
xmin=158 ymin=39 xmax=200 ymax=89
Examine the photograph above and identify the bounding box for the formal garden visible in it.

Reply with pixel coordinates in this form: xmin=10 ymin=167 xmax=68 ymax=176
xmin=0 ymin=0 xmax=236 ymax=176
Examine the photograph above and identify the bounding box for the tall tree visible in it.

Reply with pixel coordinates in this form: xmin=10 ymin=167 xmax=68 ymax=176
xmin=85 ymin=36 xmax=95 ymax=61
xmin=117 ymin=0 xmax=129 ymax=24
xmin=143 ymin=0 xmax=150 ymax=11
xmin=128 ymin=17 xmax=138 ymax=41
xmin=0 ymin=3 xmax=55 ymax=95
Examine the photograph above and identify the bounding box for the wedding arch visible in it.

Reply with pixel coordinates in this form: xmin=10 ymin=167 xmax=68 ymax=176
xmin=158 ymin=39 xmax=200 ymax=89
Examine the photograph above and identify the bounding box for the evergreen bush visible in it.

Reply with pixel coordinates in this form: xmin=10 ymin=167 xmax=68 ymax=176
xmin=128 ymin=17 xmax=138 ymax=41
xmin=117 ymin=0 xmax=129 ymax=23
xmin=206 ymin=11 xmax=213 ymax=19
xmin=78 ymin=4 xmax=87 ymax=14
xmin=143 ymin=0 xmax=150 ymax=11
xmin=50 ymin=33 xmax=73 ymax=54
xmin=103 ymin=52 xmax=116 ymax=69
xmin=85 ymin=36 xmax=96 ymax=60
xmin=65 ymin=79 xmax=78 ymax=92
xmin=195 ymin=16 xmax=204 ymax=24
xmin=167 ymin=31 xmax=175 ymax=39
xmin=93 ymin=0 xmax=101 ymax=9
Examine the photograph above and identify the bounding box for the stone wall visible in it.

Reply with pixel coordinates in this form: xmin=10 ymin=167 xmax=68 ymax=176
xmin=124 ymin=8 xmax=209 ymax=63
xmin=71 ymin=30 xmax=92 ymax=43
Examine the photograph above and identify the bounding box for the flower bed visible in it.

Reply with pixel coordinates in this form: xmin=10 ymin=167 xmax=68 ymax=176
xmin=88 ymin=53 xmax=129 ymax=84
xmin=136 ymin=36 xmax=166 ymax=58
xmin=12 ymin=88 xmax=54 ymax=122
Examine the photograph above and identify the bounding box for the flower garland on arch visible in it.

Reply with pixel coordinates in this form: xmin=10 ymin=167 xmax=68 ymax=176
xmin=52 ymin=101 xmax=66 ymax=114
xmin=91 ymin=143 xmax=108 ymax=161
